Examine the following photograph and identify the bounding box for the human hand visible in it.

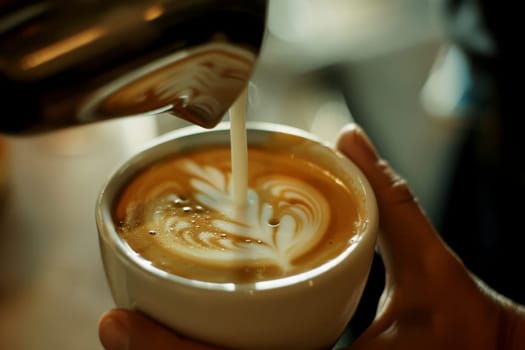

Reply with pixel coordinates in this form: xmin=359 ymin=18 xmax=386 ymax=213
xmin=336 ymin=123 xmax=525 ymax=350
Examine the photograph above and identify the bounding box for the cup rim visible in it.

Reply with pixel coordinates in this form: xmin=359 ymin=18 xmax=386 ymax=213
xmin=96 ymin=121 xmax=378 ymax=292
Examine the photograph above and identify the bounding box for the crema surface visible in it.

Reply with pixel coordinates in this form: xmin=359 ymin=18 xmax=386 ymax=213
xmin=114 ymin=146 xmax=364 ymax=283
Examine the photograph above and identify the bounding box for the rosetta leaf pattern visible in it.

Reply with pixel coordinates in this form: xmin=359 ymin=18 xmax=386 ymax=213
xmin=153 ymin=160 xmax=330 ymax=271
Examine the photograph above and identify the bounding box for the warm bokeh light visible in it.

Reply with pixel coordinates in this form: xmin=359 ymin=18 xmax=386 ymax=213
xmin=21 ymin=27 xmax=106 ymax=69
xmin=144 ymin=5 xmax=164 ymax=21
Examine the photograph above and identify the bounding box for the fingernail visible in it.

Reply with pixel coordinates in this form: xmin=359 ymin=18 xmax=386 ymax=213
xmin=336 ymin=122 xmax=359 ymax=137
xmin=338 ymin=123 xmax=380 ymax=161
xmin=99 ymin=314 xmax=129 ymax=350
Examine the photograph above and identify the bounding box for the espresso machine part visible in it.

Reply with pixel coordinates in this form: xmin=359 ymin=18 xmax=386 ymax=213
xmin=0 ymin=0 xmax=267 ymax=135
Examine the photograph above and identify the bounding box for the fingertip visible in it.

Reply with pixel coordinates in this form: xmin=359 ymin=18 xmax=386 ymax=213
xmin=99 ymin=309 xmax=130 ymax=350
xmin=335 ymin=122 xmax=360 ymax=150
xmin=336 ymin=123 xmax=379 ymax=165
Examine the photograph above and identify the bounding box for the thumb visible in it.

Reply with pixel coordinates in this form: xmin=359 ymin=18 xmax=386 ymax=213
xmin=336 ymin=123 xmax=443 ymax=279
xmin=99 ymin=309 xmax=220 ymax=350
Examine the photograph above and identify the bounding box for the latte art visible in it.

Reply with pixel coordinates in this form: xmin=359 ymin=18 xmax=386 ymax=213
xmin=115 ymin=146 xmax=363 ymax=283
xmin=160 ymin=162 xmax=329 ymax=271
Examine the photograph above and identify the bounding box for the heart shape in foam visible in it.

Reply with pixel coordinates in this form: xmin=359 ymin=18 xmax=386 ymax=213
xmin=151 ymin=159 xmax=331 ymax=272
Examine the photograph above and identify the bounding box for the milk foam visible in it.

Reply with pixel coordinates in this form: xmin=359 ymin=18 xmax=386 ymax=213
xmin=141 ymin=159 xmax=330 ymax=272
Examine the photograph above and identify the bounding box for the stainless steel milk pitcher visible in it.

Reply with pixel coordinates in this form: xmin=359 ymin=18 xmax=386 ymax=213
xmin=0 ymin=0 xmax=267 ymax=134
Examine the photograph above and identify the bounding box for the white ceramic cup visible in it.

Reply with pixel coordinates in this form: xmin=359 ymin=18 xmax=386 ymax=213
xmin=96 ymin=122 xmax=378 ymax=350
